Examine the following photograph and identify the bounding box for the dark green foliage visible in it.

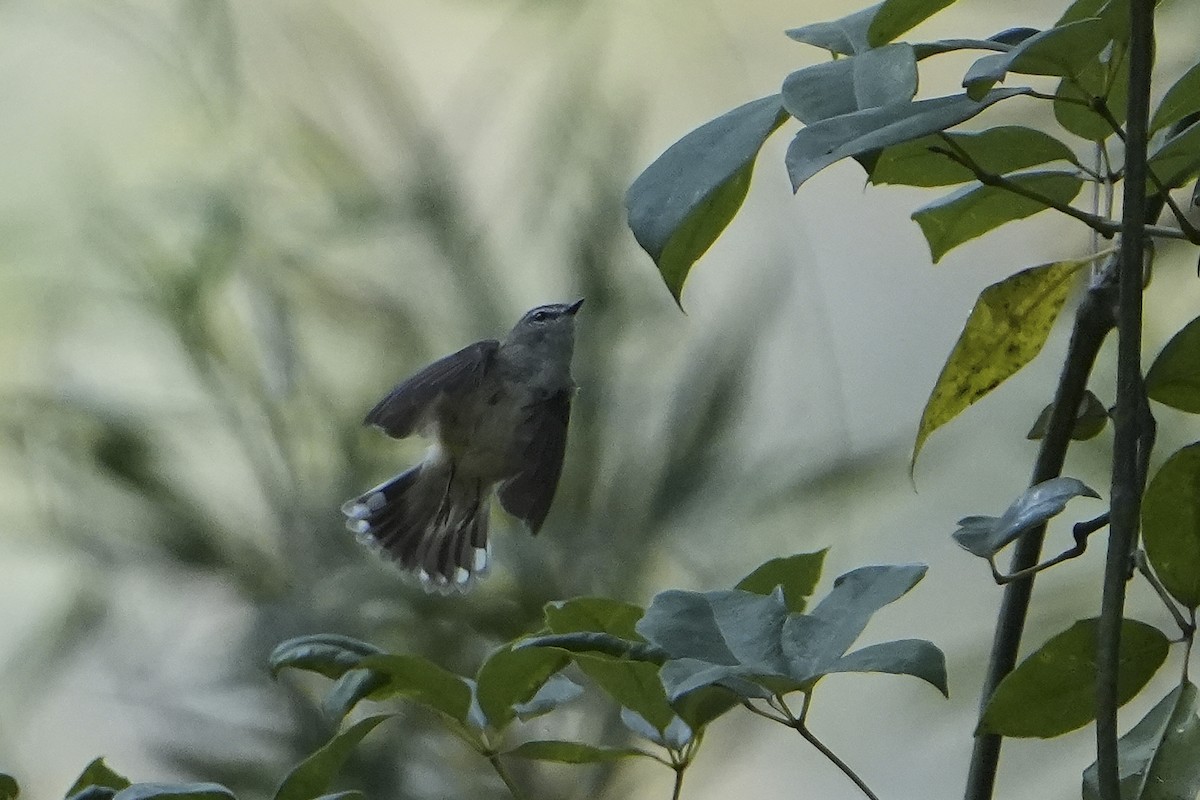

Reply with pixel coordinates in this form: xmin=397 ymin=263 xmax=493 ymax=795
xmin=67 ymin=761 xmax=131 ymax=798
xmin=785 ymin=89 xmax=1031 ymax=190
xmin=979 ymin=619 xmax=1169 ymax=737
xmin=624 ymin=96 xmax=789 ymax=303
xmin=1146 ymin=316 xmax=1200 ymax=412
xmin=911 ymin=171 xmax=1084 ymax=262
xmin=1150 ymin=62 xmax=1200 ymax=134
xmin=273 ymin=716 xmax=393 ymax=800
xmin=1142 ymin=445 xmax=1200 ymax=609
xmin=474 ymin=645 xmax=573 ymax=730
xmin=504 ymin=741 xmax=653 ymax=764
xmin=734 ymin=550 xmax=827 ymax=612
xmin=869 ymin=126 xmax=1078 ymax=188
xmin=1026 ymin=390 xmax=1109 ymax=441
xmin=528 ymin=561 xmax=946 ymax=704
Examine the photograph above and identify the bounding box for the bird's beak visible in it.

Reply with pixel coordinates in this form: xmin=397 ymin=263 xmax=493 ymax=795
xmin=565 ymin=298 xmax=585 ymax=316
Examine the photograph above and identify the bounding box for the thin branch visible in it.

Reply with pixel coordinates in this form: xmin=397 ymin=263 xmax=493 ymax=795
xmin=932 ymin=137 xmax=1118 ymax=236
xmin=741 ymin=699 xmax=790 ymax=725
xmin=1092 ymin=99 xmax=1200 ymax=243
xmin=486 ymin=752 xmax=530 ymax=800
xmin=991 ymin=512 xmax=1110 ymax=583
xmin=930 ymin=139 xmax=1193 ymax=243
xmin=965 ymin=275 xmax=1116 ymax=800
xmin=1133 ymin=550 xmax=1193 ymax=636
xmin=1096 ymin=2 xmax=1156 ymax=798
xmin=667 ymin=736 xmax=702 ymax=800
xmin=671 ymin=765 xmax=686 ymax=800
xmin=773 ymin=695 xmax=882 ymax=800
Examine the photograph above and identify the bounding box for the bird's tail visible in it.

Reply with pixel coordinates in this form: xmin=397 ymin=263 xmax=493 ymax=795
xmin=341 ymin=458 xmax=490 ymax=592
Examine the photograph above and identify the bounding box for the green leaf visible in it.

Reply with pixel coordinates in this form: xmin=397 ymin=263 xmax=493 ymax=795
xmin=911 ymin=257 xmax=1091 ymax=471
xmin=636 ymin=589 xmax=790 ymax=672
xmin=512 ymin=673 xmax=583 ymax=722
xmin=273 ymin=715 xmax=392 ymax=800
xmin=820 ymin=639 xmax=949 ymax=696
xmin=785 ymin=88 xmax=1030 ymax=190
xmin=268 ymin=635 xmax=383 ymax=679
xmin=1082 ymin=682 xmax=1200 ymax=800
xmin=869 ymin=126 xmax=1077 ymax=187
xmin=505 ymin=741 xmax=653 ymax=764
xmin=961 ymin=53 xmax=1012 ymax=102
xmin=736 ymin=550 xmax=827 ymax=612
xmin=911 ymin=171 xmax=1083 ymax=263
xmin=1147 ymin=318 xmax=1200 ymax=419
xmin=785 ymin=4 xmax=882 ymax=55
xmin=516 ymin=631 xmax=666 ymax=662
xmin=911 ymin=31 xmax=1036 ymax=59
xmin=354 ymin=654 xmax=473 ymax=723
xmin=1142 ymin=444 xmax=1200 ymax=609
xmin=1054 ymin=45 xmax=1129 ymax=141
xmin=1147 ymin=316 xmax=1200 ymax=413
xmin=782 ymin=45 xmax=917 ymax=125
xmin=475 ymin=645 xmax=570 ymax=730
xmin=1026 ymin=390 xmax=1109 ymax=440
xmin=111 ymin=786 xmax=235 ymax=800
xmin=654 ymin=565 xmax=932 ymax=699
xmin=979 ymin=618 xmax=1169 ymax=737
xmin=543 ymin=597 xmax=644 ymax=640
xmin=311 ymin=794 xmax=365 ymax=800
xmin=1150 ymin=62 xmax=1200 ymax=135
xmin=671 ymin=685 xmax=742 ymax=730
xmin=642 ymin=588 xmax=796 ymax=698
xmin=626 ymin=95 xmax=789 ymax=303
xmin=620 ymin=708 xmax=693 ymax=749
xmin=1147 ymin=119 xmax=1200 ymax=193
xmin=67 ymin=760 xmax=132 ymax=797
xmin=576 ymin=656 xmax=678 ymax=733
xmin=867 ymin=0 xmax=956 ymax=47
xmin=322 ymin=667 xmax=388 ymax=722
xmin=962 ymin=18 xmax=1111 ymax=98
xmin=952 ymin=477 xmax=1100 ymax=558
xmin=659 ymin=656 xmax=787 ymax=702
xmin=0 ymin=774 xmax=17 ymax=800
xmin=1056 ymin=0 xmax=1106 ymax=27
xmin=804 ymin=564 xmax=928 ymax=660
xmin=69 ymin=790 xmax=117 ymax=800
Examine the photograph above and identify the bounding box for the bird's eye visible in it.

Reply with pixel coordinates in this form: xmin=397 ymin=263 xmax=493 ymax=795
xmin=531 ymin=310 xmax=550 ymax=323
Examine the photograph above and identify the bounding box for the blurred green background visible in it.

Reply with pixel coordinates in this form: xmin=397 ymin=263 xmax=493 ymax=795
xmin=3 ymin=1 xmax=1200 ymax=799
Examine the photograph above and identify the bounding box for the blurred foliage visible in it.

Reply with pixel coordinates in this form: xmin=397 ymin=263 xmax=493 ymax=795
xmin=0 ymin=2 xmax=822 ymax=798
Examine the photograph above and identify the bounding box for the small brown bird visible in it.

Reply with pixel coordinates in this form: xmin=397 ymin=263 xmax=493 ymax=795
xmin=342 ymin=299 xmax=583 ymax=592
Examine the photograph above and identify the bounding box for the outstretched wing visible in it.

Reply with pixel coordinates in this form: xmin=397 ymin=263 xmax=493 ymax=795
xmin=498 ymin=388 xmax=572 ymax=534
xmin=364 ymin=340 xmax=499 ymax=439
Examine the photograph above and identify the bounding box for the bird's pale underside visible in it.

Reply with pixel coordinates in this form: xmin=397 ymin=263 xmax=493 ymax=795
xmin=342 ymin=299 xmax=582 ymax=593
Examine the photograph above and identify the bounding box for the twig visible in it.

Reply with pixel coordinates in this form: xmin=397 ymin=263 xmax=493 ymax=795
xmin=670 ymin=764 xmax=686 ymax=800
xmin=930 ymin=138 xmax=1193 ymax=243
xmin=990 ymin=512 xmax=1110 ymax=583
xmin=965 ymin=274 xmax=1116 ymax=800
xmin=1092 ymin=100 xmax=1200 ymax=243
xmin=486 ymin=752 xmax=530 ymax=800
xmin=741 ymin=699 xmax=790 ymax=725
xmin=1096 ymin=2 xmax=1156 ymax=798
xmin=770 ymin=694 xmax=883 ymax=800
xmin=1133 ymin=550 xmax=1193 ymax=636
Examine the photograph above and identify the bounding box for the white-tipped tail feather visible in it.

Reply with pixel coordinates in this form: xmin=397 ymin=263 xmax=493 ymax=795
xmin=341 ymin=462 xmax=492 ymax=592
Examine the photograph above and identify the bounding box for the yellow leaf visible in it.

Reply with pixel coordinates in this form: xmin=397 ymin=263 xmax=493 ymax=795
xmin=911 ymin=257 xmax=1101 ymax=474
